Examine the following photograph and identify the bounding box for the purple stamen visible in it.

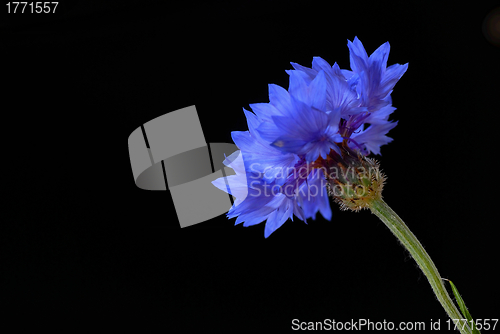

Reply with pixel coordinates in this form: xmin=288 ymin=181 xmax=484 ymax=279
xmin=342 ymin=136 xmax=366 ymax=153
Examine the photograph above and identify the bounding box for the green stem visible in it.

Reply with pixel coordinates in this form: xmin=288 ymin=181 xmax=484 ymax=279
xmin=369 ymin=198 xmax=472 ymax=334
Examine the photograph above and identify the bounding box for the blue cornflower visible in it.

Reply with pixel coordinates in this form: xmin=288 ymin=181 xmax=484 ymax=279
xmin=231 ymin=107 xmax=300 ymax=185
xmin=347 ymin=37 xmax=408 ymax=112
xmin=212 ymin=37 xmax=407 ymax=237
xmin=256 ymin=70 xmax=344 ymax=162
xmin=287 ymin=37 xmax=408 ymax=155
xmin=212 ymin=150 xmax=307 ymax=238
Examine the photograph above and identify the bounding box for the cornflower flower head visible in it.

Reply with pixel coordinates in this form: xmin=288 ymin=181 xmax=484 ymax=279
xmin=212 ymin=37 xmax=408 ymax=238
xmin=212 ymin=39 xmax=480 ymax=334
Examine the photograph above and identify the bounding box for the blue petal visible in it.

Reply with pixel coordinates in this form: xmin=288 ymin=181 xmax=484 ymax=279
xmin=305 ymin=143 xmax=330 ymax=161
xmin=290 ymin=61 xmax=318 ymax=82
xmin=264 ymin=198 xmax=292 ymax=238
xmin=311 ymin=57 xmax=333 ymax=74
xmin=288 ymin=69 xmax=327 ymax=111
xmin=351 ymin=121 xmax=398 ymax=155
xmin=307 ymin=70 xmax=327 ymax=111
xmin=271 ymin=136 xmax=309 ymax=153
xmin=256 ymin=120 xmax=286 ymax=143
xmin=380 ymin=63 xmax=409 ymax=95
xmin=268 ymin=84 xmax=293 ymax=114
xmin=274 ymin=96 xmax=330 ymax=139
xmin=248 ymin=103 xmax=282 ymax=121
xmin=331 ymin=62 xmax=347 ymax=80
xmin=341 ymin=69 xmax=355 ymax=81
xmin=296 ymin=169 xmax=332 ymax=221
xmin=286 ymin=69 xmax=313 ymax=86
xmin=348 ymin=37 xmax=369 ymax=74
xmin=326 ymin=71 xmax=361 ymax=116
xmin=369 ymin=41 xmax=390 ymax=77
xmin=364 ymin=105 xmax=396 ymax=124
xmin=288 ymin=70 xmax=310 ymax=104
xmin=231 ymin=130 xmax=255 ymax=152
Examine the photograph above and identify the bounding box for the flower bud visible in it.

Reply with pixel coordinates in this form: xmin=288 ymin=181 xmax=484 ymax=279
xmin=323 ymin=143 xmax=386 ymax=211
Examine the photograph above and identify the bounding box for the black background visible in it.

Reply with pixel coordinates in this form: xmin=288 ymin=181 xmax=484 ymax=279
xmin=3 ymin=0 xmax=499 ymax=331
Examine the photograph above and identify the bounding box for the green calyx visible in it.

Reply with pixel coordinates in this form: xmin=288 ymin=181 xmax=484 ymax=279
xmin=326 ymin=153 xmax=386 ymax=212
